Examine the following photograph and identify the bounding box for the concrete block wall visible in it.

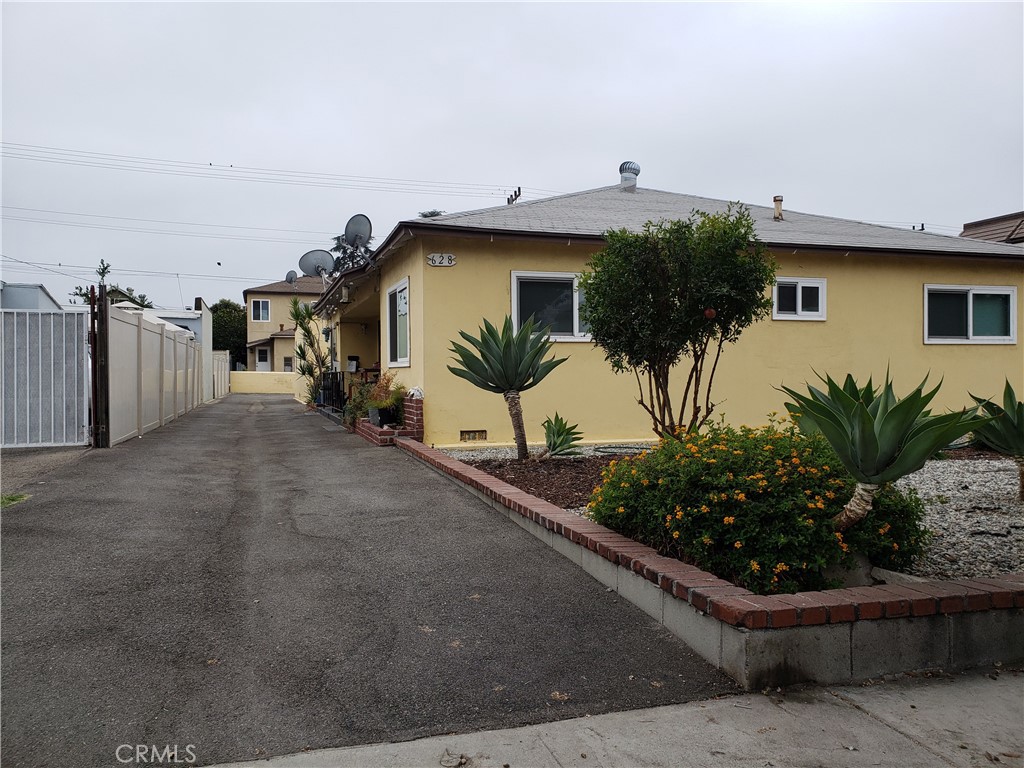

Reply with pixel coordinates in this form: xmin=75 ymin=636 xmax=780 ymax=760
xmin=397 ymin=438 xmax=1024 ymax=690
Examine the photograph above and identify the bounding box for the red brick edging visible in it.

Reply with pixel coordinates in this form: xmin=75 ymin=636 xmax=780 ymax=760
xmin=395 ymin=439 xmax=1024 ymax=630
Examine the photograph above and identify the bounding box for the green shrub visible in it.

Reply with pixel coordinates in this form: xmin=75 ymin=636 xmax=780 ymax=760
xmin=344 ymin=381 xmax=374 ymax=427
xmin=586 ymin=418 xmax=927 ymax=594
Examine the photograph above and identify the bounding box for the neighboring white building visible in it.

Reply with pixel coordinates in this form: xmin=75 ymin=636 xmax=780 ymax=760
xmin=0 ymin=282 xmax=63 ymax=311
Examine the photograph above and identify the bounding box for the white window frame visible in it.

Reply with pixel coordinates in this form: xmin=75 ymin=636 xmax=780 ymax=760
xmin=772 ymin=277 xmax=827 ymax=321
xmin=251 ymin=299 xmax=270 ymax=322
xmin=923 ymin=284 xmax=1017 ymax=345
xmin=511 ymin=271 xmax=591 ymax=342
xmin=386 ymin=277 xmax=410 ymax=367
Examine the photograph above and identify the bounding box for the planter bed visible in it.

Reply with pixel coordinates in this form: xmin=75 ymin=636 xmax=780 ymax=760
xmin=397 ymin=438 xmax=1024 ymax=690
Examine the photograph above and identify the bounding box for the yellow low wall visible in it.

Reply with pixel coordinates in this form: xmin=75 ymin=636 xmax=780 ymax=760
xmin=230 ymin=371 xmax=305 ymax=399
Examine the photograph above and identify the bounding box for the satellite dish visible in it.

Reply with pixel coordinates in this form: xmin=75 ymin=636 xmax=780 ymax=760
xmin=285 ymin=270 xmax=298 ymax=285
xmin=298 ymin=249 xmax=335 ymax=277
xmin=343 ymin=214 xmax=372 ymax=248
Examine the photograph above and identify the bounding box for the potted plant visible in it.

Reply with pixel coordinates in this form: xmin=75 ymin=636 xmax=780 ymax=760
xmin=366 ymin=370 xmax=406 ymax=428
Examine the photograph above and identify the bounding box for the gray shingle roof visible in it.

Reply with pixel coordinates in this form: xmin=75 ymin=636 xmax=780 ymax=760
xmin=243 ymin=275 xmax=324 ymax=297
xmin=407 ymin=185 xmax=1024 ymax=259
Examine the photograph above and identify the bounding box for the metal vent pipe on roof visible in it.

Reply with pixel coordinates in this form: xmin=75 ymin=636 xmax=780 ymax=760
xmin=619 ymin=161 xmax=640 ymax=191
xmin=773 ymin=195 xmax=784 ymax=221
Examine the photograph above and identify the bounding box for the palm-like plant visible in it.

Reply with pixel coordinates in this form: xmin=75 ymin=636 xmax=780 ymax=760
xmin=781 ymin=373 xmax=988 ymax=531
xmin=971 ymin=380 xmax=1024 ymax=500
xmin=290 ymin=297 xmax=331 ymax=407
xmin=448 ymin=316 xmax=568 ymax=460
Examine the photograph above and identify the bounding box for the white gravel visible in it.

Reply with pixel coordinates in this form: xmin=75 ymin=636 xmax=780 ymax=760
xmin=443 ymin=446 xmax=1023 ymax=581
xmin=896 ymin=458 xmax=1022 ymax=580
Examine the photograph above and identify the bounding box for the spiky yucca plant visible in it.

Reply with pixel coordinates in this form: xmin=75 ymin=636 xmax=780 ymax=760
xmin=781 ymin=373 xmax=987 ymax=531
xmin=535 ymin=413 xmax=584 ymax=461
xmin=448 ymin=316 xmax=568 ymax=460
xmin=971 ymin=380 xmax=1024 ymax=500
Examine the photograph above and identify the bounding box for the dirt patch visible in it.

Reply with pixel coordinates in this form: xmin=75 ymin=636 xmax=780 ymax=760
xmin=465 ymin=456 xmax=621 ymax=510
xmin=1 ymin=446 xmax=91 ymax=494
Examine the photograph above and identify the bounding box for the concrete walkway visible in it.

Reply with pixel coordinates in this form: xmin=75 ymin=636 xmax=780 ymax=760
xmin=209 ymin=668 xmax=1022 ymax=768
xmin=1 ymin=395 xmax=735 ymax=768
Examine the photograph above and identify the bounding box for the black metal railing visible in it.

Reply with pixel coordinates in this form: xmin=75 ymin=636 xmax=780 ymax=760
xmin=321 ymin=371 xmax=346 ymax=412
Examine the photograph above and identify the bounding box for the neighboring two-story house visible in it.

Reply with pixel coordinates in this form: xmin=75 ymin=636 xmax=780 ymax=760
xmin=242 ymin=276 xmax=323 ymax=372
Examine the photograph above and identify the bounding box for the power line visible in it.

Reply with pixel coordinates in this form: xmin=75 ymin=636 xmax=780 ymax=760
xmin=1 ymin=205 xmax=340 ymax=236
xmin=2 ymin=215 xmax=326 ymax=245
xmin=0 ymin=254 xmax=88 ymax=281
xmin=1 ymin=142 xmax=561 ymax=198
xmin=1 ymin=255 xmax=277 ymax=284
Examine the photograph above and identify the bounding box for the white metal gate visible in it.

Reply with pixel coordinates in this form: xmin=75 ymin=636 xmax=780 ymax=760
xmin=1 ymin=310 xmax=91 ymax=447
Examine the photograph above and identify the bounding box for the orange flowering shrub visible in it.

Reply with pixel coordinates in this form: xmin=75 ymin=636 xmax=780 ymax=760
xmin=587 ymin=419 xmax=926 ymax=594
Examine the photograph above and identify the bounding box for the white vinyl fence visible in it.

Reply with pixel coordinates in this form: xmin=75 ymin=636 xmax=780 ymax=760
xmin=0 ymin=310 xmax=90 ymax=447
xmin=212 ymin=350 xmax=231 ymax=399
xmin=106 ymin=305 xmax=202 ymax=446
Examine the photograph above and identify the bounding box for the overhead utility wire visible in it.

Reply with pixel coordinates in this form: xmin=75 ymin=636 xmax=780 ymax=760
xmin=2 ymin=215 xmax=326 ymax=245
xmin=0 ymin=254 xmax=89 ymax=281
xmin=1 ymin=255 xmax=276 ymax=284
xmin=1 ymin=205 xmax=340 ymax=236
xmin=1 ymin=144 xmax=560 ymax=198
xmin=1 ymin=142 xmax=561 ymax=194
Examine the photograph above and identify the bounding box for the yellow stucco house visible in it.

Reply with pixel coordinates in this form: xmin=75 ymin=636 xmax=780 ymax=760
xmin=316 ymin=163 xmax=1023 ymax=448
xmin=242 ymin=276 xmax=324 ymax=373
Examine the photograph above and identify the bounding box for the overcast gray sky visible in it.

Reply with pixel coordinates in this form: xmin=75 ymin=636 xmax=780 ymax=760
xmin=3 ymin=2 xmax=1022 ymax=309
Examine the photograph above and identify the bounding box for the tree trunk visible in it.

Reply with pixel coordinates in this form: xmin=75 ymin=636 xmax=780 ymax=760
xmin=832 ymin=482 xmax=881 ymax=531
xmin=504 ymin=390 xmax=529 ymax=461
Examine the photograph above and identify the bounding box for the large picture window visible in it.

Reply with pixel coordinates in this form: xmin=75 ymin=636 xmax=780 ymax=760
xmin=924 ymin=285 xmax=1016 ymax=344
xmin=251 ymin=299 xmax=269 ymax=322
xmin=511 ymin=271 xmax=590 ymax=340
xmin=387 ymin=278 xmax=410 ymax=366
xmin=772 ymin=278 xmax=826 ymax=321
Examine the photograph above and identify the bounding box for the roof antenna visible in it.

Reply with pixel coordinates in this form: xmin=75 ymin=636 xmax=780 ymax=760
xmin=507 ymin=187 xmax=521 ymax=205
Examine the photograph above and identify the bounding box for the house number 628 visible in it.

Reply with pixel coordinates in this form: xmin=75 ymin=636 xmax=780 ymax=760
xmin=427 ymin=253 xmax=456 ymax=267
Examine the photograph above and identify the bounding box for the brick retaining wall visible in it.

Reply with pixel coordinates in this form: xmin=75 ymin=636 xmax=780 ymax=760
xmin=352 ymin=392 xmax=424 ymax=446
xmin=396 ymin=437 xmax=1024 ymax=690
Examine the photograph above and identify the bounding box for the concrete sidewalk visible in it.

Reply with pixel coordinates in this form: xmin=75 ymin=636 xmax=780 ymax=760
xmin=212 ymin=668 xmax=1022 ymax=768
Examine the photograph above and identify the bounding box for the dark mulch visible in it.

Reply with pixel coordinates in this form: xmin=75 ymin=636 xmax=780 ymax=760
xmin=465 ymin=456 xmax=620 ymax=510
xmin=465 ymin=444 xmax=1008 ymax=511
xmin=939 ymin=444 xmax=1006 ymax=461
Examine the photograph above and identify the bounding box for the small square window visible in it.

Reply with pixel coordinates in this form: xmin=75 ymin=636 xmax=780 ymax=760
xmin=252 ymin=300 xmax=269 ymax=322
xmin=773 ymin=278 xmax=826 ymax=321
xmin=511 ymin=271 xmax=590 ymax=340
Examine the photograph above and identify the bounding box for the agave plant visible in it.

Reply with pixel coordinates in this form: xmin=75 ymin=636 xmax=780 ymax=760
xmin=448 ymin=316 xmax=568 ymax=460
xmin=971 ymin=380 xmax=1024 ymax=500
xmin=780 ymin=373 xmax=988 ymax=531
xmin=535 ymin=413 xmax=584 ymax=461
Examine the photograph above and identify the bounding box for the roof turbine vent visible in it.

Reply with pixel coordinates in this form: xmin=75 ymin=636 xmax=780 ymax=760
xmin=619 ymin=161 xmax=640 ymax=191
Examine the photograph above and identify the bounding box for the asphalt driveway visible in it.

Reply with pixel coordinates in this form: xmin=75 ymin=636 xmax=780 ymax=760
xmin=1 ymin=395 xmax=737 ymax=767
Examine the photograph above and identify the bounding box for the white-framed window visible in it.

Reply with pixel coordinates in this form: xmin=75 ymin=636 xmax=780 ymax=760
xmin=924 ymin=284 xmax=1016 ymax=344
xmin=251 ymin=299 xmax=270 ymax=322
xmin=256 ymin=349 xmax=269 ymax=363
xmin=511 ymin=271 xmax=590 ymax=341
xmin=772 ymin=277 xmax=827 ymax=321
xmin=283 ymin=356 xmax=293 ymax=373
xmin=387 ymin=277 xmax=410 ymax=366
